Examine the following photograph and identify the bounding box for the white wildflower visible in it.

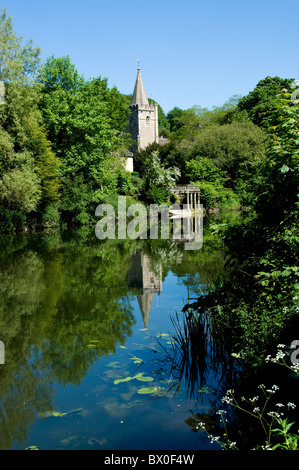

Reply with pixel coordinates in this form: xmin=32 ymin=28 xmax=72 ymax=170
xmin=249 ymin=396 xmax=259 ymax=403
xmin=228 ymin=441 xmax=237 ymax=448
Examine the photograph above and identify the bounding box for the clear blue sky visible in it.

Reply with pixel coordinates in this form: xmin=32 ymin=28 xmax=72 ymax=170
xmin=2 ymin=0 xmax=299 ymax=113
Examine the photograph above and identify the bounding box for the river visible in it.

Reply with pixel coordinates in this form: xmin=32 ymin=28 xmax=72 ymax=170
xmin=0 ymin=212 xmax=244 ymax=450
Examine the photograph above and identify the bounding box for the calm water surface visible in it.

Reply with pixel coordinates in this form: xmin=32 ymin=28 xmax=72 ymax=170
xmin=0 ymin=216 xmax=241 ymax=450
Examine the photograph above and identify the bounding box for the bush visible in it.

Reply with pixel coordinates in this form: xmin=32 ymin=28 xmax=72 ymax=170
xmin=199 ymin=181 xmax=240 ymax=211
xmin=0 ymin=206 xmax=27 ymax=232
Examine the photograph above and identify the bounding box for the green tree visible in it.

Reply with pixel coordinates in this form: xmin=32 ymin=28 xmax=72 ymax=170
xmin=189 ymin=121 xmax=268 ymax=192
xmin=238 ymin=76 xmax=294 ymax=129
xmin=0 ymin=8 xmax=41 ymax=84
xmin=0 ymin=10 xmax=60 ymax=230
xmin=185 ymin=157 xmax=239 ymax=210
xmin=39 ymin=57 xmax=130 ymax=224
xmin=167 ymin=106 xmax=184 ymax=132
xmin=254 ymin=91 xmax=299 ymax=224
xmin=143 ymin=150 xmax=180 ymax=204
xmin=185 ymin=157 xmax=226 ymax=185
xmin=0 ymin=84 xmax=60 ymax=216
xmin=37 ymin=55 xmax=84 ymax=93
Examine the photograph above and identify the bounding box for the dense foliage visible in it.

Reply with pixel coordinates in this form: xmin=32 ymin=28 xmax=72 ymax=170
xmin=0 ymin=9 xmax=132 ymax=230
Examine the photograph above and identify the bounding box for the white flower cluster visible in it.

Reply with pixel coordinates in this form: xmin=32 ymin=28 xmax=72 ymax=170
xmin=265 ymin=342 xmax=299 ymax=373
xmin=221 ymin=389 xmax=234 ymax=405
xmin=265 ymin=349 xmax=286 ymax=363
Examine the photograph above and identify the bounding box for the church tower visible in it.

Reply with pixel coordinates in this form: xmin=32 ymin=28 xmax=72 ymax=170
xmin=127 ymin=66 xmax=159 ymax=155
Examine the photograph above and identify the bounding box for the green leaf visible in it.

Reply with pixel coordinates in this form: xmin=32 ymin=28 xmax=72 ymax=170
xmin=281 ymin=269 xmax=291 ymax=277
xmin=135 ymin=374 xmax=154 ymax=382
xmin=137 ymin=386 xmax=166 ymax=395
xmin=280 ymin=164 xmax=289 ymax=173
xmin=114 ymin=376 xmax=133 ymax=385
xmin=114 ymin=373 xmax=153 ymax=385
xmin=137 ymin=386 xmax=159 ymax=394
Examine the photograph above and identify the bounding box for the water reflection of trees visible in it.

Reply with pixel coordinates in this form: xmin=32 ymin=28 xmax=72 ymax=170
xmin=0 ymin=233 xmax=138 ymax=448
xmin=0 ymin=218 xmax=231 ymax=449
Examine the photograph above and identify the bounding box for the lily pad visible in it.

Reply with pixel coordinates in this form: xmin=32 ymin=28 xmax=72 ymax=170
xmin=114 ymin=376 xmax=134 ymax=385
xmin=114 ymin=373 xmax=154 ymax=385
xmin=135 ymin=373 xmax=154 ymax=382
xmin=40 ymin=410 xmax=68 ymax=418
xmin=129 ymin=355 xmax=143 ymax=364
xmin=137 ymin=387 xmax=160 ymax=395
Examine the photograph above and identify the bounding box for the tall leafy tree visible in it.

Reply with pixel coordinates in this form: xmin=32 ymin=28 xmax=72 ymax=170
xmin=189 ymin=120 xmax=268 ymax=185
xmin=238 ymin=76 xmax=294 ymax=129
xmin=0 ymin=8 xmax=41 ymax=84
xmin=254 ymin=91 xmax=299 ymax=223
xmin=0 ymin=8 xmax=59 ymax=229
xmin=38 ymin=56 xmax=130 ymax=224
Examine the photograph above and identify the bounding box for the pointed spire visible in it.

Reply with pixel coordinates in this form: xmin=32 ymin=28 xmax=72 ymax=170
xmin=131 ymin=66 xmax=149 ymax=106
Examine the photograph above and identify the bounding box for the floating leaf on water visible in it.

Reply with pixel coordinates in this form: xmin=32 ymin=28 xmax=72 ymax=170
xmin=26 ymin=446 xmax=39 ymax=450
xmin=40 ymin=410 xmax=67 ymax=418
xmin=114 ymin=376 xmax=134 ymax=385
xmin=120 ymin=345 xmax=127 ymax=349
xmin=166 ymin=340 xmax=176 ymax=345
xmin=52 ymin=411 xmax=68 ymax=417
xmin=137 ymin=386 xmax=165 ymax=395
xmin=139 ymin=328 xmax=148 ymax=331
xmin=135 ymin=373 xmax=154 ymax=382
xmin=156 ymin=333 xmax=169 ymax=338
xmin=129 ymin=355 xmax=143 ymax=364
xmin=136 ymin=376 xmax=153 ymax=382
xmin=114 ymin=373 xmax=154 ymax=385
xmin=40 ymin=408 xmax=85 ymax=419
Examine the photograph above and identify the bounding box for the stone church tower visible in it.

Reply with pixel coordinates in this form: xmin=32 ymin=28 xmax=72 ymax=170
xmin=127 ymin=66 xmax=159 ymax=155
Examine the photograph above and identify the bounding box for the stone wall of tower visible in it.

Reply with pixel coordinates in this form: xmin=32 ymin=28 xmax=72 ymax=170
xmin=128 ymin=103 xmax=159 ymax=153
xmin=137 ymin=103 xmax=159 ymax=150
